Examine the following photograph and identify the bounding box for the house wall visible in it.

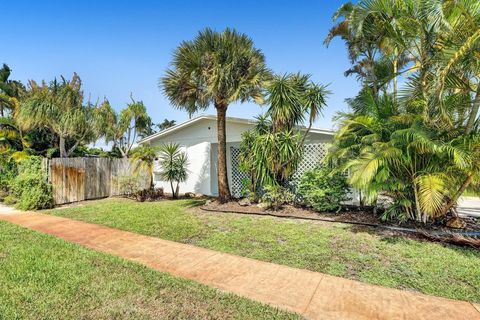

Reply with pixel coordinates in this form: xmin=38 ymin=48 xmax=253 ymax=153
xmin=149 ymin=118 xmax=252 ymax=196
xmin=146 ymin=117 xmax=335 ymax=197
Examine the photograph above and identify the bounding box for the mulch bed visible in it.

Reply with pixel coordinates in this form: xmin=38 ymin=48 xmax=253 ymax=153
xmin=201 ymin=200 xmax=480 ymax=249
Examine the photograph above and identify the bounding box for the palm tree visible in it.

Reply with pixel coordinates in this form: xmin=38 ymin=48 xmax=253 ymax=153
xmin=130 ymin=145 xmax=159 ymax=190
xmin=161 ymin=28 xmax=271 ymax=202
xmin=240 ymin=73 xmax=329 ymax=189
xmin=0 ymin=64 xmax=24 ymax=118
xmin=98 ymin=97 xmax=151 ymax=158
xmin=327 ymin=1 xmax=480 ymax=223
xmin=157 ymin=143 xmax=188 ymax=198
xmin=157 ymin=119 xmax=176 ymax=131
xmin=16 ymin=74 xmax=100 ymax=158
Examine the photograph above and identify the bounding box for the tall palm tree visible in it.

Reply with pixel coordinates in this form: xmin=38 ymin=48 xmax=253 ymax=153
xmin=161 ymin=28 xmax=271 ymax=202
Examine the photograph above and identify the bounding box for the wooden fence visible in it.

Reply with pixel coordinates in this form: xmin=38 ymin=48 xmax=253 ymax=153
xmin=43 ymin=158 xmax=149 ymax=205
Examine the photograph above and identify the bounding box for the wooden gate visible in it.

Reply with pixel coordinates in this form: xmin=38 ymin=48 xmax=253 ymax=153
xmin=44 ymin=158 xmax=149 ymax=205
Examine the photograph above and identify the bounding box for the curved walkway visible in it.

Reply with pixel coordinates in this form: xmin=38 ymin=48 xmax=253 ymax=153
xmin=1 ymin=208 xmax=479 ymax=320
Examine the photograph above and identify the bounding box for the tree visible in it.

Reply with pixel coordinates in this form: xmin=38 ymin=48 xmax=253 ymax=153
xmin=0 ymin=64 xmax=24 ymax=118
xmin=98 ymin=97 xmax=151 ymax=158
xmin=161 ymin=28 xmax=271 ymax=202
xmin=327 ymin=0 xmax=480 ymax=223
xmin=16 ymin=74 xmax=100 ymax=158
xmin=157 ymin=119 xmax=176 ymax=131
xmin=130 ymin=145 xmax=159 ymax=190
xmin=157 ymin=142 xmax=188 ymax=198
xmin=240 ymin=73 xmax=329 ymax=191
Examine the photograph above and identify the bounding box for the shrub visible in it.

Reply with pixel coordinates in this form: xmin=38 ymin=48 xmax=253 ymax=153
xmin=0 ymin=157 xmax=17 ymax=195
xmin=135 ymin=188 xmax=164 ymax=202
xmin=297 ymin=166 xmax=350 ymax=212
xmin=117 ymin=175 xmax=142 ymax=197
xmin=260 ymin=184 xmax=294 ymax=210
xmin=9 ymin=156 xmax=53 ymax=210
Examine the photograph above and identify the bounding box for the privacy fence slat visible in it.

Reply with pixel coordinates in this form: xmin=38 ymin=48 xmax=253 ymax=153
xmin=44 ymin=158 xmax=148 ymax=205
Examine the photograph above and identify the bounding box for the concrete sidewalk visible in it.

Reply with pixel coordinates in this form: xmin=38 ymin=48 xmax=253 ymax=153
xmin=0 ymin=210 xmax=478 ymax=320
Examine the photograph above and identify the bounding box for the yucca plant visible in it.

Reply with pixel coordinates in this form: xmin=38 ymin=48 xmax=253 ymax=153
xmin=157 ymin=143 xmax=189 ymax=199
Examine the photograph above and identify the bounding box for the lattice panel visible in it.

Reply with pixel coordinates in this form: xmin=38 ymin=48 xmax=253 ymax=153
xmin=229 ymin=143 xmax=328 ymax=198
xmin=291 ymin=143 xmax=328 ymax=181
xmin=230 ymin=146 xmax=249 ymax=198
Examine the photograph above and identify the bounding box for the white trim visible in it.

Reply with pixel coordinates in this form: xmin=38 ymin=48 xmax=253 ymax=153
xmin=138 ymin=114 xmax=334 ymax=144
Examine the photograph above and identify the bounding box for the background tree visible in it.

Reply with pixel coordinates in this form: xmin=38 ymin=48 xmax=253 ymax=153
xmin=16 ymin=74 xmax=100 ymax=158
xmin=161 ymin=28 xmax=271 ymax=202
xmin=157 ymin=119 xmax=176 ymax=131
xmin=98 ymin=97 xmax=151 ymax=158
xmin=157 ymin=142 xmax=188 ymax=198
xmin=0 ymin=64 xmax=24 ymax=118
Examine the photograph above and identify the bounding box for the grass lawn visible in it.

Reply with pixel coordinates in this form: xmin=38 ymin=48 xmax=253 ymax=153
xmin=48 ymin=198 xmax=480 ymax=303
xmin=0 ymin=220 xmax=298 ymax=319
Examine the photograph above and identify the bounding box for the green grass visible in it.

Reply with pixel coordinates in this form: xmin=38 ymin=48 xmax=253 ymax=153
xmin=0 ymin=220 xmax=299 ymax=319
xmin=48 ymin=198 xmax=480 ymax=303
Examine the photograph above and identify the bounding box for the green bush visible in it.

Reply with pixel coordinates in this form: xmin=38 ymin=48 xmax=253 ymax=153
xmin=297 ymin=166 xmax=351 ymax=212
xmin=9 ymin=156 xmax=53 ymax=210
xmin=0 ymin=157 xmax=17 ymax=195
xmin=260 ymin=184 xmax=294 ymax=210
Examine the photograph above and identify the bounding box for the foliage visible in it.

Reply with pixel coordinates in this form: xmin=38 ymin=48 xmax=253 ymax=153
xmin=8 ymin=156 xmax=53 ymax=210
xmin=16 ymin=74 xmax=102 ymax=158
xmin=239 ymin=74 xmax=329 ymax=197
xmin=157 ymin=119 xmax=176 ymax=131
xmin=117 ymin=175 xmax=142 ymax=198
xmin=260 ymin=184 xmax=294 ymax=210
xmin=130 ymin=145 xmax=160 ymax=189
xmin=327 ymin=0 xmax=480 ymax=223
xmin=157 ymin=143 xmax=188 ymax=198
xmin=0 ymin=63 xmax=24 ymax=117
xmin=0 ymin=156 xmax=17 ymax=193
xmin=161 ymin=27 xmax=271 ymax=202
xmin=297 ymin=166 xmax=351 ymax=212
xmin=97 ymin=98 xmax=151 ymax=158
xmin=134 ymin=188 xmax=164 ymax=202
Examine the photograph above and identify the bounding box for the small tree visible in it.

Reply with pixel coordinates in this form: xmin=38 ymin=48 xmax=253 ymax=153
xmin=130 ymin=145 xmax=159 ymax=190
xmin=158 ymin=143 xmax=188 ymax=198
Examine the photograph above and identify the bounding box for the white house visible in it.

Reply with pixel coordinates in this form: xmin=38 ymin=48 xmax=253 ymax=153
xmin=138 ymin=115 xmax=334 ymax=197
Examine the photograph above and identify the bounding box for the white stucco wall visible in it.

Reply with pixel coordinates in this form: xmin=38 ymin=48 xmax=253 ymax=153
xmin=143 ymin=116 xmax=335 ymax=196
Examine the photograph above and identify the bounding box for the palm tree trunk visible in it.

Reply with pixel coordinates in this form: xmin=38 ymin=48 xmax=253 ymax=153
xmin=59 ymin=136 xmax=67 ymax=158
xmin=215 ymin=102 xmax=231 ymax=203
xmin=393 ymin=49 xmax=398 ymax=102
xmin=465 ymin=85 xmax=480 ymax=134
xmin=439 ymin=173 xmax=474 ymax=217
xmin=413 ymin=181 xmax=423 ymax=222
xmin=170 ymin=181 xmax=176 ymax=199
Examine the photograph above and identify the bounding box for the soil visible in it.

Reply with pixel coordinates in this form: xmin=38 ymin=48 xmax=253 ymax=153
xmin=202 ymin=200 xmax=480 ymax=233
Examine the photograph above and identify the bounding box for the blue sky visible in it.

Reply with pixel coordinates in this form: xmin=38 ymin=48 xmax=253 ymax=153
xmin=3 ymin=0 xmax=358 ymax=130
